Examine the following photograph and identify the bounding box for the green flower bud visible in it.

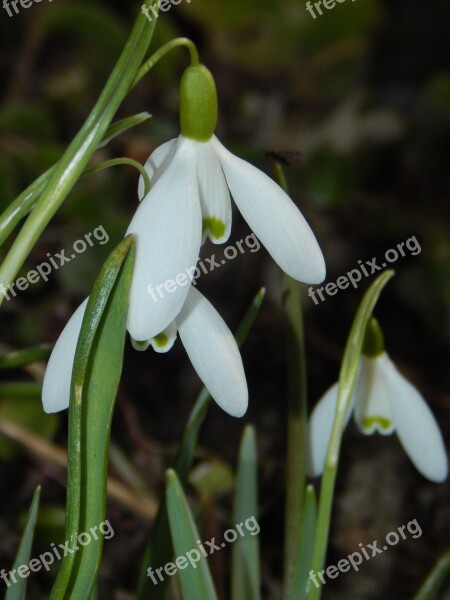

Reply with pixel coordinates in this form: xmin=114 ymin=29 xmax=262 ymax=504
xmin=179 ymin=64 xmax=218 ymax=141
xmin=363 ymin=317 xmax=385 ymax=358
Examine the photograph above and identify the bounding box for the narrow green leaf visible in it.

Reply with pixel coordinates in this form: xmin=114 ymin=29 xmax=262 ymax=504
xmin=5 ymin=486 xmax=41 ymax=600
xmin=413 ymin=550 xmax=450 ymax=600
xmin=0 ymin=383 xmax=41 ymax=398
xmin=309 ymin=270 xmax=394 ymax=600
xmin=0 ymin=112 xmax=151 ymax=249
xmin=165 ymin=470 xmax=218 ymax=600
xmin=0 ymin=0 xmax=157 ymax=292
xmin=271 ymin=162 xmax=309 ymax=599
xmin=135 ymin=288 xmax=265 ymax=600
xmin=231 ymin=425 xmax=260 ymax=600
xmin=0 ymin=345 xmax=52 ymax=370
xmin=99 ymin=112 xmax=152 ymax=148
xmin=49 ymin=235 xmax=135 ymax=599
xmin=282 ymin=274 xmax=308 ymax=599
xmin=289 ymin=485 xmax=317 ymax=600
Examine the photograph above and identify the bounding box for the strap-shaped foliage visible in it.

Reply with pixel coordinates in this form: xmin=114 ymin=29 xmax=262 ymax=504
xmin=49 ymin=235 xmax=135 ymax=599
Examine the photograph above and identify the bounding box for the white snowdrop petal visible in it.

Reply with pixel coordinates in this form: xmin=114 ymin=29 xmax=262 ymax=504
xmin=353 ymin=355 xmax=394 ymax=436
xmin=127 ymin=138 xmax=202 ymax=341
xmin=383 ymin=356 xmax=448 ymax=483
xmin=42 ymin=298 xmax=88 ymax=413
xmin=176 ymin=287 xmax=248 ymax=417
xmin=212 ymin=136 xmax=325 ymax=284
xmin=307 ymin=382 xmax=354 ymax=477
xmin=149 ymin=321 xmax=178 ymax=353
xmin=131 ymin=337 xmax=151 ymax=351
xmin=196 ymin=141 xmax=232 ymax=243
xmin=138 ymin=138 xmax=177 ymax=201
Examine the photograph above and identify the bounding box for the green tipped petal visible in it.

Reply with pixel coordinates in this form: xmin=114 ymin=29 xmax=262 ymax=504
xmin=362 ymin=416 xmax=392 ymax=432
xmin=153 ymin=333 xmax=169 ymax=348
xmin=180 ymin=65 xmax=218 ymax=141
xmin=202 ymin=217 xmax=226 ymax=241
xmin=363 ymin=317 xmax=385 ymax=357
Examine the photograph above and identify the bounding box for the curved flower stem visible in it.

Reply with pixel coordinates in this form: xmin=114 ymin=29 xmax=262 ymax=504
xmin=83 ymin=157 xmax=151 ymax=196
xmin=0 ymin=2 xmax=158 ymax=309
xmin=131 ymin=37 xmax=199 ymax=90
xmin=272 ymin=162 xmax=309 ymax=599
xmin=0 ymin=113 xmax=152 ymax=250
xmin=308 ymin=270 xmax=394 ymax=600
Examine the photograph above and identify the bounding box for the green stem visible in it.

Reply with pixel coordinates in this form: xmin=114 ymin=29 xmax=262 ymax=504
xmin=0 ymin=2 xmax=158 ymax=309
xmin=0 ymin=167 xmax=54 ymax=248
xmin=272 ymin=162 xmax=309 ymax=599
xmin=413 ymin=550 xmax=450 ymax=600
xmin=0 ymin=382 xmax=41 ymax=397
xmin=308 ymin=271 xmax=394 ymax=600
xmin=83 ymin=157 xmax=151 ymax=196
xmin=0 ymin=345 xmax=52 ymax=370
xmin=131 ymin=37 xmax=199 ymax=90
xmin=0 ymin=113 xmax=152 ymax=250
xmin=283 ymin=276 xmax=308 ymax=598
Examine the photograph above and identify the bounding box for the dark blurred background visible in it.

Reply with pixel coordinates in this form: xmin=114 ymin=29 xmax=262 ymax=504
xmin=0 ymin=0 xmax=449 ymax=598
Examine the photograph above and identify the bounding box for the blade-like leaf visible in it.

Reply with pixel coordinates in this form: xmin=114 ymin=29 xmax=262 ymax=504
xmin=231 ymin=425 xmax=260 ymax=600
xmin=0 ymin=0 xmax=156 ymax=287
xmin=0 ymin=383 xmax=41 ymax=398
xmin=165 ymin=470 xmax=218 ymax=600
xmin=413 ymin=550 xmax=450 ymax=600
xmin=0 ymin=112 xmax=151 ymax=249
xmin=289 ymin=484 xmax=317 ymax=600
xmin=0 ymin=345 xmax=52 ymax=370
xmin=135 ymin=288 xmax=265 ymax=600
xmin=99 ymin=112 xmax=152 ymax=148
xmin=5 ymin=486 xmax=41 ymax=600
xmin=49 ymin=235 xmax=135 ymax=599
xmin=309 ymin=270 xmax=394 ymax=600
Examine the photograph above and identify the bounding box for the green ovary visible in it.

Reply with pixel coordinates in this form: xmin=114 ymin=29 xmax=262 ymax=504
xmin=153 ymin=333 xmax=169 ymax=348
xmin=363 ymin=416 xmax=392 ymax=431
xmin=203 ymin=217 xmax=226 ymax=240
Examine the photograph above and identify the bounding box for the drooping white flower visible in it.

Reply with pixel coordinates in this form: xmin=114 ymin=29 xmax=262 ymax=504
xmin=129 ymin=64 xmax=325 ymax=341
xmin=307 ymin=318 xmax=448 ymax=483
xmin=42 ymin=287 xmax=248 ymax=418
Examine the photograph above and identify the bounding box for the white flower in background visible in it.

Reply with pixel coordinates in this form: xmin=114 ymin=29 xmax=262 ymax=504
xmin=308 ymin=318 xmax=448 ymax=483
xmin=128 ymin=63 xmax=325 ymax=342
xmin=42 ymin=287 xmax=248 ymax=418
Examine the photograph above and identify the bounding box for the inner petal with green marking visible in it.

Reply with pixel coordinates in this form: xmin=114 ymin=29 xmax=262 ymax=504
xmin=202 ymin=217 xmax=226 ymax=241
xmin=153 ymin=332 xmax=169 ymax=348
xmin=362 ymin=416 xmax=393 ymax=432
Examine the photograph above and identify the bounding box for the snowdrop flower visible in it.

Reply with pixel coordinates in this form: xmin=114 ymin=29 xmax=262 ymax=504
xmin=128 ymin=63 xmax=325 ymax=342
xmin=42 ymin=287 xmax=247 ymax=418
xmin=308 ymin=318 xmax=448 ymax=483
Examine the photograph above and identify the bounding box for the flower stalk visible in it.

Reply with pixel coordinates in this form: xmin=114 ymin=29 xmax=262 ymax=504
xmin=0 ymin=1 xmax=159 ymax=308
xmin=308 ymin=270 xmax=394 ymax=600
